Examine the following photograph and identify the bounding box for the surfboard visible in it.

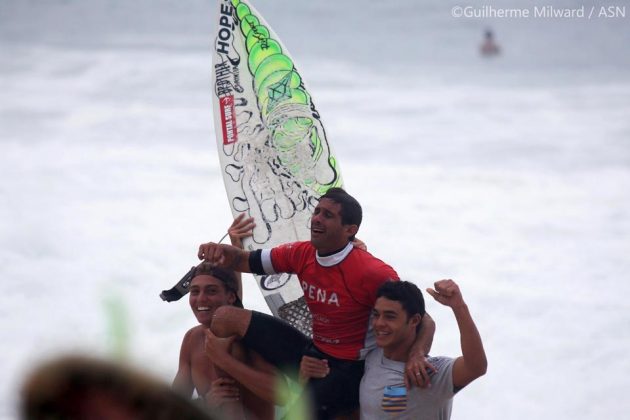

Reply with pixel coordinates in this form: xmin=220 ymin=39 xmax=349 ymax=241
xmin=211 ymin=0 xmax=343 ymax=336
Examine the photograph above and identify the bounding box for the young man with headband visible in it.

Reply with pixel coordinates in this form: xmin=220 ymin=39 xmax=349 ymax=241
xmin=173 ymin=216 xmax=287 ymax=419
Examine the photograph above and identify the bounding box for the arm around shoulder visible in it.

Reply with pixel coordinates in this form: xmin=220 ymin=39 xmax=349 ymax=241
xmin=404 ymin=312 xmax=436 ymax=388
xmin=204 ymin=329 xmax=289 ymax=406
xmin=415 ymin=312 xmax=435 ymax=356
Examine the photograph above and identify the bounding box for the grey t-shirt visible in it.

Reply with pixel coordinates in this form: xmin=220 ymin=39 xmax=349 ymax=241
xmin=359 ymin=348 xmax=456 ymax=419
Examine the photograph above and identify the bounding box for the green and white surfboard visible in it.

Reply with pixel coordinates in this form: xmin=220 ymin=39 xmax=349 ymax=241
xmin=211 ymin=0 xmax=343 ymax=336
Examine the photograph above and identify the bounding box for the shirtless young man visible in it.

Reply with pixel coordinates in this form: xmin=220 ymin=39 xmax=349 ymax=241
xmin=173 ymin=216 xmax=287 ymax=419
xmin=197 ymin=188 xmax=436 ymax=419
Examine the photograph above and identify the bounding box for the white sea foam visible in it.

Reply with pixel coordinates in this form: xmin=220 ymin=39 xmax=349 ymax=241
xmin=1 ymin=1 xmax=629 ymax=419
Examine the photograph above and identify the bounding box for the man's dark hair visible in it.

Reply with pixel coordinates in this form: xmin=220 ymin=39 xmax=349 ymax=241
xmin=376 ymin=281 xmax=425 ymax=320
xmin=320 ymin=187 xmax=362 ymax=228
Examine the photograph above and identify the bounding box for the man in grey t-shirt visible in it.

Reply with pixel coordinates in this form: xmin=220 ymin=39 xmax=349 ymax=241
xmin=359 ymin=280 xmax=487 ymax=419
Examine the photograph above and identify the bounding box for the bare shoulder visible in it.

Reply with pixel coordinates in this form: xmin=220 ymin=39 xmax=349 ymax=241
xmin=181 ymin=325 xmax=205 ymax=346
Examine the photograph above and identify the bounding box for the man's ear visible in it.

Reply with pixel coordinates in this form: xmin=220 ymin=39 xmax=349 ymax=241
xmin=409 ymin=313 xmax=422 ymax=329
xmin=345 ymin=224 xmax=359 ymax=239
xmin=227 ymin=291 xmax=236 ymax=306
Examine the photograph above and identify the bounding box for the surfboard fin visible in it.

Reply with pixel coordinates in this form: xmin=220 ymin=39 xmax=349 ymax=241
xmin=160 ymin=266 xmax=196 ymax=302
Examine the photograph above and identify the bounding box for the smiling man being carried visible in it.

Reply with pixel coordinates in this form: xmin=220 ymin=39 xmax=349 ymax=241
xmin=197 ymin=188 xmax=436 ymax=419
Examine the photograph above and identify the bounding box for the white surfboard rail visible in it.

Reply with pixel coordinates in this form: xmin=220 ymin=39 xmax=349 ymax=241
xmin=211 ymin=0 xmax=344 ymax=336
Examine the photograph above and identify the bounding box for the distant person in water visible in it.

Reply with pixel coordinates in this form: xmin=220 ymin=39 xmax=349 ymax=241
xmin=480 ymin=29 xmax=500 ymax=57
xmin=173 ymin=215 xmax=288 ymax=419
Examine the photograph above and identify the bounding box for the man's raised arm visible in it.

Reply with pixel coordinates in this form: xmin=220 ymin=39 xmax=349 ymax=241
xmin=427 ymin=279 xmax=487 ymax=389
xmin=198 ymin=242 xmax=252 ymax=273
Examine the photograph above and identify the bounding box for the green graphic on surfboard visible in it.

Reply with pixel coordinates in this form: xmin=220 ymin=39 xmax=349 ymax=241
xmin=211 ymin=0 xmax=343 ymax=334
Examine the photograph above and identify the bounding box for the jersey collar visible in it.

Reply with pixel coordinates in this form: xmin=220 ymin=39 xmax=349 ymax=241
xmin=316 ymin=242 xmax=354 ymax=267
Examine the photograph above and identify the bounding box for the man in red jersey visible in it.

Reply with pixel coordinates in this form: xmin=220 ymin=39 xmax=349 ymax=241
xmin=197 ymin=188 xmax=435 ymax=419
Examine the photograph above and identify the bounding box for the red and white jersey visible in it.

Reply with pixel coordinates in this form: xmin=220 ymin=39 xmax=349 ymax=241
xmin=261 ymin=241 xmax=399 ymax=360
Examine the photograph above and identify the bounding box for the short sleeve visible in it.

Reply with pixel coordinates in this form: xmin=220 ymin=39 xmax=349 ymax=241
xmin=427 ymin=356 xmax=456 ymax=399
xmin=269 ymin=241 xmax=306 ymax=274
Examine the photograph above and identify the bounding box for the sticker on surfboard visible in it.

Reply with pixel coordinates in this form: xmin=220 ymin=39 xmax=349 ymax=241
xmin=211 ymin=0 xmax=343 ymax=336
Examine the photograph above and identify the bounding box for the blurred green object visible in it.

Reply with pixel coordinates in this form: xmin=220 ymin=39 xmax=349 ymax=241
xmin=103 ymin=294 xmax=130 ymax=359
